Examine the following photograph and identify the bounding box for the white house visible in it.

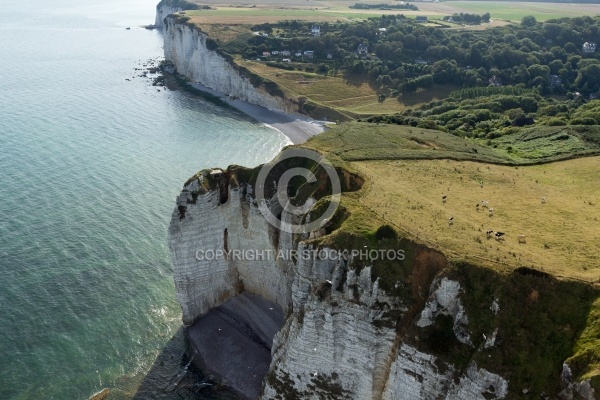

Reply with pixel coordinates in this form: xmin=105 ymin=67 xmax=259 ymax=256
xmin=311 ymin=25 xmax=321 ymax=37
xmin=583 ymin=42 xmax=597 ymax=53
xmin=304 ymin=50 xmax=315 ymax=58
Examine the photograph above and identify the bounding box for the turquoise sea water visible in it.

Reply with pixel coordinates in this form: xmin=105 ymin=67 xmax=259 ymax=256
xmin=0 ymin=1 xmax=289 ymax=398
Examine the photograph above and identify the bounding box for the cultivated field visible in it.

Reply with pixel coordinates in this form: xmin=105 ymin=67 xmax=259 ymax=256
xmin=185 ymin=0 xmax=600 ymax=23
xmin=425 ymin=1 xmax=600 ymax=22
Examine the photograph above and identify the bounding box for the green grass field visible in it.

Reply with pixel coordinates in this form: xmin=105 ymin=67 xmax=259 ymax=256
xmin=302 ymin=122 xmax=600 ymax=280
xmin=429 ymin=1 xmax=600 ymax=22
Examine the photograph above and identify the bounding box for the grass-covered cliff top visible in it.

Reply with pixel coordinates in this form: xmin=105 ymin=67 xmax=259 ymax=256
xmin=300 ymin=122 xmax=600 ymax=281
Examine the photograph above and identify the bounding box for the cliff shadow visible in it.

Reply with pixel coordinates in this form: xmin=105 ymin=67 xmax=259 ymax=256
xmin=418 ymin=262 xmax=600 ymax=397
xmin=131 ymin=326 xmax=240 ymax=400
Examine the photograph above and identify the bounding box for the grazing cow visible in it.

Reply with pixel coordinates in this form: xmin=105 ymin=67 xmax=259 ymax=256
xmin=442 ymin=195 xmax=447 ymax=203
xmin=448 ymin=217 xmax=454 ymax=226
xmin=518 ymin=235 xmax=526 ymax=243
xmin=486 ymin=230 xmax=494 ymax=239
xmin=541 ymin=197 xmax=546 ymax=204
xmin=481 ymin=200 xmax=489 ymax=208
xmin=495 ymin=232 xmax=505 ymax=241
xmin=489 ymin=208 xmax=494 ymax=216
xmin=476 ymin=203 xmax=480 ymax=211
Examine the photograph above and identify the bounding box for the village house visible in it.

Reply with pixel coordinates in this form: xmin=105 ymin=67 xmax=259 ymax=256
xmin=311 ymin=25 xmax=321 ymax=37
xmin=327 ymin=53 xmax=333 ymax=59
xmin=548 ymin=75 xmax=562 ymax=88
xmin=303 ymin=50 xmax=315 ymax=58
xmin=583 ymin=42 xmax=596 ymax=54
xmin=489 ymin=75 xmax=503 ymax=86
xmin=281 ymin=50 xmax=291 ymax=57
xmin=262 ymin=51 xmax=270 ymax=58
xmin=416 ymin=16 xmax=428 ymax=23
xmin=294 ymin=52 xmax=303 ymax=57
xmin=357 ymin=44 xmax=368 ymax=55
xmin=271 ymin=50 xmax=279 ymax=56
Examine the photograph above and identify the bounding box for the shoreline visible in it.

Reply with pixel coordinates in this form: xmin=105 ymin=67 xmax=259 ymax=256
xmin=189 ymin=81 xmax=330 ymax=145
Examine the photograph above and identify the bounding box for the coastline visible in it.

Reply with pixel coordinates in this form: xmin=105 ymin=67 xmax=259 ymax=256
xmin=189 ymin=81 xmax=330 ymax=145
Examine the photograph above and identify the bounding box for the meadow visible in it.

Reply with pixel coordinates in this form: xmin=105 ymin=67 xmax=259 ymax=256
xmin=302 ymin=122 xmax=600 ymax=281
xmin=426 ymin=1 xmax=600 ymax=22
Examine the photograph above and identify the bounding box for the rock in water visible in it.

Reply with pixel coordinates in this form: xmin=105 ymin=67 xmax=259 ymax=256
xmin=88 ymin=388 xmax=110 ymax=400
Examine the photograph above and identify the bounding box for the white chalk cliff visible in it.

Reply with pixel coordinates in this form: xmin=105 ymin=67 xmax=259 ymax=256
xmin=168 ymin=167 xmax=512 ymax=399
xmin=155 ymin=5 xmax=180 ymax=29
xmin=162 ymin=15 xmax=298 ymax=114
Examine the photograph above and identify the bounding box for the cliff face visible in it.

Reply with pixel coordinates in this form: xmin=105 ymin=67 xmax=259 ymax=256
xmin=155 ymin=0 xmax=200 ymax=29
xmin=167 ymin=162 xmax=548 ymax=400
xmin=162 ymin=16 xmax=298 ymax=114
xmin=154 ymin=5 xmax=181 ymax=29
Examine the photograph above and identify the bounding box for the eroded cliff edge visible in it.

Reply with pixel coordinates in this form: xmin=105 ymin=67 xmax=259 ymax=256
xmin=168 ymin=151 xmax=598 ymax=399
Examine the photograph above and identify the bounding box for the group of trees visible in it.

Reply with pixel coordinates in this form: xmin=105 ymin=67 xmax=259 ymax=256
xmin=244 ymin=15 xmax=600 ymax=96
xmin=350 ymin=3 xmax=419 ymax=11
xmin=443 ymin=13 xmax=491 ymax=25
xmin=363 ymin=86 xmax=599 ymax=138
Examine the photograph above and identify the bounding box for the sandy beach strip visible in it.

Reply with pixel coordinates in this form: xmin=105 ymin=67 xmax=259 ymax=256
xmin=190 ymin=82 xmax=329 ymax=145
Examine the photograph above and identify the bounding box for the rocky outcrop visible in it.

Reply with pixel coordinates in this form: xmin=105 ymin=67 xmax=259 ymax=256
xmin=162 ymin=16 xmax=299 ymax=114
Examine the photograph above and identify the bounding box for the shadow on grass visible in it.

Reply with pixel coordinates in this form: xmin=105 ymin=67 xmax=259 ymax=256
xmin=397 ymin=84 xmax=461 ymax=107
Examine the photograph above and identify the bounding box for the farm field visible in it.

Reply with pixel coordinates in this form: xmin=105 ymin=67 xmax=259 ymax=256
xmin=184 ymin=0 xmax=600 ymax=23
xmin=429 ymin=1 xmax=600 ymax=22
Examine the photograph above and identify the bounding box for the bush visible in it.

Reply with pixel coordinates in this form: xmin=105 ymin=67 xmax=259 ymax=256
xmin=375 ymin=224 xmax=398 ymax=240
xmin=546 ymin=117 xmax=567 ymax=126
xmin=570 ymin=118 xmax=597 ymax=126
xmin=266 ymin=61 xmax=295 ymax=71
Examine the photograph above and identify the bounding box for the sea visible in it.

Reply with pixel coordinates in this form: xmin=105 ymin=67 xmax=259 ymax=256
xmin=0 ymin=0 xmax=290 ymax=398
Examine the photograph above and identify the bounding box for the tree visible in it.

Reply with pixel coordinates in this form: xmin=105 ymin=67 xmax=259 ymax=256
xmin=575 ymin=63 xmax=600 ymax=93
xmin=521 ymin=15 xmax=537 ymax=27
xmin=432 ymin=60 xmax=458 ymax=84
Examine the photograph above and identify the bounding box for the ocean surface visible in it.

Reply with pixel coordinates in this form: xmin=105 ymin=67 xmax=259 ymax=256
xmin=0 ymin=0 xmax=289 ymax=398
